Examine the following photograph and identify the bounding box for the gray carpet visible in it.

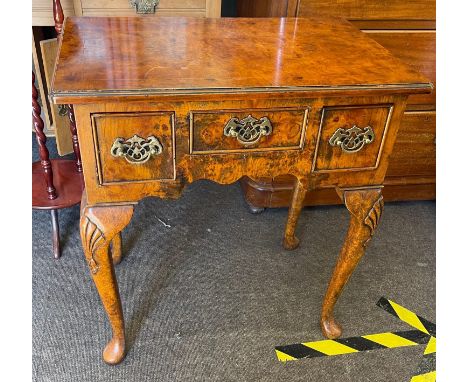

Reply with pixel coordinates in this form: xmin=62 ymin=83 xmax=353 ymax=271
xmin=32 ymin=135 xmax=435 ymax=382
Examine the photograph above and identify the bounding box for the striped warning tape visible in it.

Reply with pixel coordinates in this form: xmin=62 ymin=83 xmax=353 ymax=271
xmin=376 ymin=297 xmax=436 ymax=337
xmin=275 ymin=297 xmax=436 ymax=382
xmin=410 ymin=336 xmax=436 ymax=382
xmin=275 ymin=329 xmax=430 ymax=362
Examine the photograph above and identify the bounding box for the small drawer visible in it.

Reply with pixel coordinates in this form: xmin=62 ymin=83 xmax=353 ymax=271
xmin=91 ymin=112 xmax=175 ymax=184
xmin=313 ymin=105 xmax=393 ymax=172
xmin=190 ymin=107 xmax=309 ymax=154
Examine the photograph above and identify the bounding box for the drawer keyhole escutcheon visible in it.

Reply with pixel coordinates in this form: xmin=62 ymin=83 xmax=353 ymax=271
xmin=329 ymin=125 xmax=375 ymax=153
xmin=224 ymin=115 xmax=273 ymax=145
xmin=111 ymin=134 xmax=163 ymax=164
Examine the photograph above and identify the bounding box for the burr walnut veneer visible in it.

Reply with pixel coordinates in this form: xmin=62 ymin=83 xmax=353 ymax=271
xmin=51 ymin=16 xmax=431 ymax=364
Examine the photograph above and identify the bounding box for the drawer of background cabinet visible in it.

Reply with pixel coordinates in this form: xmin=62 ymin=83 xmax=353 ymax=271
xmin=312 ymin=105 xmax=393 ymax=172
xmin=189 ymin=107 xmax=309 ymax=154
xmin=387 ymin=111 xmax=436 ymax=177
xmin=80 ymin=0 xmax=207 ymax=17
xmin=91 ymin=112 xmax=175 ymax=184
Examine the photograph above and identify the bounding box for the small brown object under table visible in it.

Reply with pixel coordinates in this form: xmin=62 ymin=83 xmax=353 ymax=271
xmin=50 ymin=16 xmax=432 ymax=364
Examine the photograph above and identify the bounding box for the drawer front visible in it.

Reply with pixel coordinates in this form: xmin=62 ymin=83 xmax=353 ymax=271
xmin=81 ymin=0 xmax=206 ymax=17
xmin=313 ymin=105 xmax=393 ymax=172
xmin=387 ymin=111 xmax=436 ymax=177
xmin=92 ymin=112 xmax=175 ymax=184
xmin=190 ymin=108 xmax=308 ymax=154
xmin=297 ymin=0 xmax=435 ymax=20
xmin=365 ymin=31 xmax=436 ymax=108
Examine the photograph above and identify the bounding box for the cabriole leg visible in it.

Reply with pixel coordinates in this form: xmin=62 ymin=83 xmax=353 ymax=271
xmin=80 ymin=194 xmax=134 ymax=365
xmin=282 ymin=177 xmax=308 ymax=250
xmin=321 ymin=187 xmax=384 ymax=339
xmin=111 ymin=232 xmax=123 ymax=265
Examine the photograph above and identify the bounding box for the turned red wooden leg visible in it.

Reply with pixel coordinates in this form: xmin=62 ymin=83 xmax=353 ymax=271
xmin=321 ymin=187 xmax=384 ymax=339
xmin=51 ymin=209 xmax=61 ymax=259
xmin=32 ymin=72 xmax=57 ymax=200
xmin=283 ymin=177 xmax=308 ymax=250
xmin=67 ymin=105 xmax=83 ymax=172
xmin=80 ymin=193 xmax=134 ymax=365
xmin=53 ymin=0 xmax=64 ymax=36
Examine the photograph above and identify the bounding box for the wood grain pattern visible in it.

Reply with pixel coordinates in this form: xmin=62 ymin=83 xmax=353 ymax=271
xmin=92 ymin=112 xmax=176 ymax=184
xmin=191 ymin=108 xmax=307 ymax=153
xmin=51 ymin=17 xmax=430 ymax=100
xmin=296 ymin=0 xmax=435 ymax=20
xmin=73 ymin=95 xmax=408 ymax=205
xmin=237 ymin=0 xmax=289 ymax=17
xmin=313 ymin=105 xmax=393 ymax=171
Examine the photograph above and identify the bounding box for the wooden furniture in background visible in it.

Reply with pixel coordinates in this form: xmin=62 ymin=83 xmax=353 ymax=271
xmin=32 ymin=72 xmax=84 ymax=258
xmin=51 ymin=16 xmax=431 ymax=364
xmin=32 ymin=1 xmax=84 ymax=258
xmin=237 ymin=0 xmax=436 ymax=210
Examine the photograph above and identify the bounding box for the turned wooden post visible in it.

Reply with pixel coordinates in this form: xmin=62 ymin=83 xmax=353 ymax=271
xmin=68 ymin=105 xmax=83 ymax=172
xmin=53 ymin=0 xmax=64 ymax=35
xmin=32 ymin=72 xmax=57 ymax=200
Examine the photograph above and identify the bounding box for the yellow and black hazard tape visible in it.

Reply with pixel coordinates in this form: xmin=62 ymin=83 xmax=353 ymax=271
xmin=410 ymin=336 xmax=436 ymax=382
xmin=275 ymin=297 xmax=436 ymax=382
xmin=376 ymin=297 xmax=436 ymax=338
xmin=275 ymin=329 xmax=431 ymax=362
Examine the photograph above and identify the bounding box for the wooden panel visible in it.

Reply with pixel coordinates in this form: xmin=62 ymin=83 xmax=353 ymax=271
xmin=52 ymin=17 xmax=430 ymax=99
xmin=387 ymin=111 xmax=436 ymax=177
xmin=190 ymin=107 xmax=308 ymax=153
xmin=80 ymin=0 xmax=206 ymax=16
xmin=40 ymin=38 xmax=74 ymax=156
xmin=32 ymin=0 xmax=75 ymax=26
xmin=314 ymin=105 xmax=393 ymax=171
xmin=364 ymin=31 xmax=435 ymax=108
xmin=92 ymin=112 xmax=176 ymax=184
xmin=236 ymin=0 xmax=289 ymax=17
xmin=206 ymin=0 xmax=221 ymax=17
xmin=296 ymin=0 xmax=435 ymax=20
xmin=32 ymin=33 xmax=53 ymax=135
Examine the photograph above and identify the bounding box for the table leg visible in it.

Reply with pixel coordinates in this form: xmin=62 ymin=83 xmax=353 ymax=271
xmin=80 ymin=196 xmax=134 ymax=365
xmin=283 ymin=177 xmax=308 ymax=250
xmin=111 ymin=232 xmax=123 ymax=265
xmin=51 ymin=209 xmax=60 ymax=259
xmin=321 ymin=187 xmax=383 ymax=339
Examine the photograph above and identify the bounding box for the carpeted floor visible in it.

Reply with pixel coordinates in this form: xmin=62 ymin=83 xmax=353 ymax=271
xmin=32 ymin=135 xmax=435 ymax=382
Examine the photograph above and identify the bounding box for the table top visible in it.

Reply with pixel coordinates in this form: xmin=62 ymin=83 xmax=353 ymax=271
xmin=51 ymin=16 xmax=431 ymax=99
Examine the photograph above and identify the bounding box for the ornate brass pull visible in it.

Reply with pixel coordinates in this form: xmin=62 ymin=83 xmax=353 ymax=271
xmin=129 ymin=0 xmax=159 ymax=14
xmin=224 ymin=115 xmax=273 ymax=145
xmin=329 ymin=125 xmax=375 ymax=153
xmin=111 ymin=134 xmax=163 ymax=164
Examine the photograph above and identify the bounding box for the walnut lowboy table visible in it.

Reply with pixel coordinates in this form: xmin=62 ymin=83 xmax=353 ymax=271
xmin=50 ymin=16 xmax=432 ymax=364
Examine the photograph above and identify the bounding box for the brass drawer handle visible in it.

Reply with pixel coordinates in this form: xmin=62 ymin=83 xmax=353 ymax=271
xmin=111 ymin=134 xmax=163 ymax=164
xmin=329 ymin=125 xmax=375 ymax=153
xmin=224 ymin=115 xmax=273 ymax=145
xmin=129 ymin=0 xmax=159 ymax=14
